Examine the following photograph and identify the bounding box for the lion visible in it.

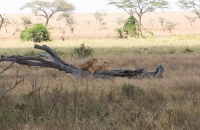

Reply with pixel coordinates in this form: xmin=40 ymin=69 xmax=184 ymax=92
xmin=79 ymin=58 xmax=98 ymax=71
xmin=88 ymin=62 xmax=109 ymax=77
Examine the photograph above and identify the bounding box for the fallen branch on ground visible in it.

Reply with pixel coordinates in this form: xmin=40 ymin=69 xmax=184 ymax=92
xmin=0 ymin=44 xmax=164 ymax=79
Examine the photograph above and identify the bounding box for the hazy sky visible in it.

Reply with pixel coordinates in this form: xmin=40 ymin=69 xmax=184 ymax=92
xmin=0 ymin=0 xmax=181 ymax=14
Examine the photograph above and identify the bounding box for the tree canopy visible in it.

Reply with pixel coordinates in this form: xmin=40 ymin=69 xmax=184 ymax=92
xmin=108 ymin=0 xmax=169 ymax=24
xmin=177 ymin=0 xmax=200 ymax=18
xmin=20 ymin=0 xmax=75 ymax=26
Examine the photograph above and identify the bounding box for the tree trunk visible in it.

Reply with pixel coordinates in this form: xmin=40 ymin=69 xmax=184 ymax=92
xmin=0 ymin=44 xmax=164 ymax=79
xmin=138 ymin=14 xmax=143 ymax=25
xmin=45 ymin=18 xmax=49 ymax=26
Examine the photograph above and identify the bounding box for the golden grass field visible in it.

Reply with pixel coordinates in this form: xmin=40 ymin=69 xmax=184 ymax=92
xmin=0 ymin=11 xmax=200 ymax=129
xmin=1 ymin=52 xmax=200 ymax=129
xmin=0 ymin=11 xmax=200 ymax=41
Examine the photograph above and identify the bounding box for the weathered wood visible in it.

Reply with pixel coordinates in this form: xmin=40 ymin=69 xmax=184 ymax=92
xmin=0 ymin=44 xmax=164 ymax=79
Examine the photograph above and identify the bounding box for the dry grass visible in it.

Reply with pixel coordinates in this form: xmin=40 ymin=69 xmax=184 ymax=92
xmin=0 ymin=11 xmax=200 ymax=41
xmin=0 ymin=11 xmax=200 ymax=130
xmin=1 ymin=34 xmax=200 ymax=49
xmin=0 ymin=52 xmax=200 ymax=129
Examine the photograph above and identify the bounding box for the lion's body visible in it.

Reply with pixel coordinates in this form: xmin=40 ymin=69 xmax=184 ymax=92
xmin=88 ymin=62 xmax=109 ymax=77
xmin=79 ymin=58 xmax=98 ymax=71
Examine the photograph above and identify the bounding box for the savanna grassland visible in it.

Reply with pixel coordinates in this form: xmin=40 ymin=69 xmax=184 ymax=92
xmin=0 ymin=11 xmax=200 ymax=130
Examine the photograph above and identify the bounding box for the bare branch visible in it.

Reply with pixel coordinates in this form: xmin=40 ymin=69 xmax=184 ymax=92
xmin=34 ymin=44 xmax=65 ymax=64
xmin=0 ymin=76 xmax=24 ymax=101
xmin=0 ymin=59 xmax=16 ymax=74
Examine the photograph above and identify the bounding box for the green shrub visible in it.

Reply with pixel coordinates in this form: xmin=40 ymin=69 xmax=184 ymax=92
xmin=123 ymin=16 xmax=138 ymax=36
xmin=20 ymin=23 xmax=51 ymax=42
xmin=183 ymin=47 xmax=193 ymax=53
xmin=0 ymin=107 xmax=18 ymax=129
xmin=115 ymin=28 xmax=124 ymax=38
xmin=169 ymin=49 xmax=176 ymax=54
xmin=71 ymin=43 xmax=94 ymax=58
xmin=115 ymin=16 xmax=148 ymax=38
xmin=121 ymin=83 xmax=145 ymax=100
xmin=54 ymin=48 xmax=64 ymax=56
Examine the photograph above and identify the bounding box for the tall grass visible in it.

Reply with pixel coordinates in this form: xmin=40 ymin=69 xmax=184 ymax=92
xmin=1 ymin=35 xmax=200 ymax=48
xmin=0 ymin=35 xmax=200 ymax=129
xmin=1 ymin=46 xmax=200 ymax=57
xmin=1 ymin=35 xmax=200 ymax=57
xmin=0 ymin=74 xmax=199 ymax=130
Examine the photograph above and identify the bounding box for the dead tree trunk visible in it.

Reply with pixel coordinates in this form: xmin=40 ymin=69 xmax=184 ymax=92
xmin=0 ymin=44 xmax=164 ymax=79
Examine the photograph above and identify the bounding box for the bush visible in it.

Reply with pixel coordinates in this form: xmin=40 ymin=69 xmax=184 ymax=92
xmin=115 ymin=16 xmax=147 ymax=38
xmin=20 ymin=24 xmax=51 ymax=42
xmin=121 ymin=83 xmax=145 ymax=100
xmin=71 ymin=43 xmax=94 ymax=58
xmin=183 ymin=47 xmax=193 ymax=53
xmin=123 ymin=16 xmax=138 ymax=36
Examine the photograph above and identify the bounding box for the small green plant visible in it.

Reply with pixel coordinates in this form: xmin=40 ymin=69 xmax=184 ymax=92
xmin=144 ymin=30 xmax=154 ymax=37
xmin=169 ymin=49 xmax=176 ymax=54
xmin=71 ymin=43 xmax=94 ymax=58
xmin=20 ymin=23 xmax=51 ymax=42
xmin=183 ymin=47 xmax=194 ymax=53
xmin=121 ymin=83 xmax=145 ymax=100
xmin=115 ymin=28 xmax=124 ymax=38
xmin=54 ymin=48 xmax=64 ymax=56
xmin=0 ymin=104 xmax=18 ymax=129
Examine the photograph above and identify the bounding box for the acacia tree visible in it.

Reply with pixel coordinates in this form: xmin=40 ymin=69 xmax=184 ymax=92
xmin=0 ymin=14 xmax=5 ymax=31
xmin=177 ymin=0 xmax=200 ymax=18
xmin=85 ymin=20 xmax=91 ymax=28
xmin=94 ymin=11 xmax=107 ymax=25
xmin=57 ymin=12 xmax=75 ymax=33
xmin=3 ymin=18 xmax=10 ymax=33
xmin=108 ymin=0 xmax=169 ymax=24
xmin=185 ymin=15 xmax=197 ymax=27
xmin=20 ymin=0 xmax=75 ymax=26
xmin=21 ymin=16 xmax=32 ymax=29
xmin=159 ymin=17 xmax=165 ymax=26
xmin=164 ymin=21 xmax=178 ymax=33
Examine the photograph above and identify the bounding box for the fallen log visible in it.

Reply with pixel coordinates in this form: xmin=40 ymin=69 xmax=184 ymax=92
xmin=0 ymin=44 xmax=164 ymax=79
